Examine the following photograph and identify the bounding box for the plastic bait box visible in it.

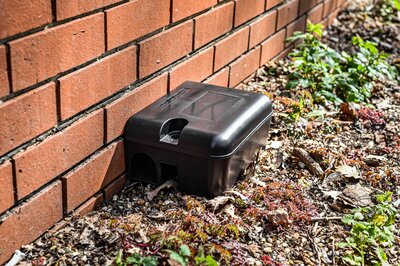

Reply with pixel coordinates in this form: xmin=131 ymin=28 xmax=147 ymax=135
xmin=125 ymin=81 xmax=272 ymax=197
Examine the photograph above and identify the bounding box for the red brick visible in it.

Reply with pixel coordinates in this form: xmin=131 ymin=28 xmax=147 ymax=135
xmin=74 ymin=193 xmax=103 ymax=216
xmin=234 ymin=0 xmax=265 ymax=27
xmin=104 ymin=175 xmax=126 ymax=200
xmin=10 ymin=13 xmax=105 ymax=91
xmin=169 ymin=48 xmax=214 ymax=90
xmin=105 ymin=74 xmax=168 ymax=142
xmin=328 ymin=8 xmax=340 ymax=25
xmin=323 ymin=0 xmax=337 ymax=17
xmin=62 ymin=141 xmax=124 ymax=212
xmin=229 ymin=47 xmax=261 ymax=87
xmin=0 ymin=82 xmax=57 ymax=156
xmin=277 ymin=0 xmax=300 ymax=30
xmin=0 ymin=161 xmax=13 ymax=214
xmin=56 ymin=0 xmax=121 ymax=20
xmin=14 ymin=110 xmax=104 ymax=199
xmin=204 ymin=67 xmax=230 ymax=87
xmin=59 ymin=46 xmax=137 ymax=120
xmin=0 ymin=181 xmax=62 ymax=265
xmin=139 ymin=21 xmax=193 ymax=78
xmin=299 ymin=0 xmax=319 ymax=15
xmin=0 ymin=0 xmax=52 ymax=39
xmin=0 ymin=46 xmax=9 ymax=97
xmin=106 ymin=0 xmax=170 ymax=50
xmin=260 ymin=29 xmax=286 ymax=65
xmin=308 ymin=3 xmax=323 ymax=23
xmin=172 ymin=0 xmax=217 ymax=22
xmin=337 ymin=0 xmax=348 ymax=7
xmin=266 ymin=0 xmax=283 ymax=9
xmin=274 ymin=44 xmax=293 ymax=61
xmin=194 ymin=3 xmax=234 ymax=49
xmin=286 ymin=15 xmax=306 ymax=46
xmin=249 ymin=11 xmax=277 ymax=48
xmin=214 ymin=27 xmax=250 ymax=71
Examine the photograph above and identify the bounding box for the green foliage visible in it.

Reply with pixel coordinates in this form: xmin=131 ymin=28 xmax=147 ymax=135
xmin=286 ymin=22 xmax=397 ymax=105
xmin=115 ymin=250 xmax=158 ymax=266
xmin=338 ymin=192 xmax=397 ymax=266
xmin=195 ymin=247 xmax=219 ymax=266
xmin=169 ymin=245 xmax=191 ymax=266
xmin=376 ymin=0 xmax=400 ymax=20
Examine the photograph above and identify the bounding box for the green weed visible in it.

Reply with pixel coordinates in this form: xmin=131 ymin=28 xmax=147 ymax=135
xmin=338 ymin=192 xmax=397 ymax=266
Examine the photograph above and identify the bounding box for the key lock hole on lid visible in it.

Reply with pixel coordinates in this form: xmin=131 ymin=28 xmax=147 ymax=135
xmin=160 ymin=118 xmax=188 ymax=145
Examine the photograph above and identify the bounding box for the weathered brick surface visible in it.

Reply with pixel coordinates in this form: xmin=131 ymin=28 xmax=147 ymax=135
xmin=105 ymin=74 xmax=168 ymax=142
xmin=104 ymin=175 xmax=126 ymax=200
xmin=277 ymin=0 xmax=300 ymax=30
xmin=0 ymin=181 xmax=63 ymax=265
xmin=63 ymin=141 xmax=124 ymax=212
xmin=74 ymin=193 xmax=103 ymax=215
xmin=214 ymin=27 xmax=250 ymax=71
xmin=0 ymin=82 xmax=57 ymax=156
xmin=308 ymin=3 xmax=324 ymax=23
xmin=59 ymin=46 xmax=137 ymax=120
xmin=139 ymin=21 xmax=193 ymax=78
xmin=172 ymin=0 xmax=216 ymax=22
xmin=234 ymin=0 xmax=265 ymax=27
xmin=14 ymin=110 xmax=104 ymax=199
xmin=0 ymin=45 xmax=9 ymax=97
xmin=229 ymin=47 xmax=261 ymax=87
xmin=266 ymin=0 xmax=284 ymax=10
xmin=0 ymin=161 xmax=14 ymax=214
xmin=106 ymin=0 xmax=170 ymax=50
xmin=56 ymin=0 xmax=121 ymax=20
xmin=10 ymin=13 xmax=105 ymax=91
xmin=169 ymin=48 xmax=214 ymax=89
xmin=328 ymin=8 xmax=340 ymax=24
xmin=299 ymin=0 xmax=319 ymax=15
xmin=204 ymin=67 xmax=230 ymax=87
xmin=0 ymin=0 xmax=52 ymax=39
xmin=286 ymin=15 xmax=307 ymax=46
xmin=249 ymin=11 xmax=277 ymax=48
xmin=260 ymin=29 xmax=286 ymax=65
xmin=323 ymin=0 xmax=338 ymax=17
xmin=194 ymin=3 xmax=234 ymax=49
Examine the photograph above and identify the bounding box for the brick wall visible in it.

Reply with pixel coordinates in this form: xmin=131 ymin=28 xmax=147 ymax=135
xmin=0 ymin=0 xmax=346 ymax=263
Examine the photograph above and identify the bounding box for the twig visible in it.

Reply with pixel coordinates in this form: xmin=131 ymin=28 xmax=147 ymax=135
xmin=332 ymin=239 xmax=336 ymax=266
xmin=292 ymin=148 xmax=324 ymax=176
xmin=311 ymin=216 xmax=342 ymax=222
xmin=308 ymin=224 xmax=321 ymax=266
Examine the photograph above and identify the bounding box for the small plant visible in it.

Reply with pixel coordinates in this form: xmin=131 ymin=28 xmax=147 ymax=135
xmin=168 ymin=244 xmax=191 ymax=266
xmin=376 ymin=0 xmax=400 ymax=21
xmin=286 ymin=22 xmax=398 ymax=105
xmin=115 ymin=250 xmax=158 ymax=266
xmin=338 ymin=192 xmax=397 ymax=266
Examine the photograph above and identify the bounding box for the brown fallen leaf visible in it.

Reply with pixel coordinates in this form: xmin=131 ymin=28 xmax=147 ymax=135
xmin=293 ymin=148 xmax=324 ymax=176
xmin=338 ymin=183 xmax=372 ymax=207
xmin=207 ymin=196 xmax=234 ymax=213
xmin=266 ymin=208 xmax=292 ymax=226
xmin=146 ymin=179 xmax=177 ymax=201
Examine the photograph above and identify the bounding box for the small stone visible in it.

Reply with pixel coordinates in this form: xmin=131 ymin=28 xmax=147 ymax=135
xmin=263 ymin=247 xmax=273 ymax=253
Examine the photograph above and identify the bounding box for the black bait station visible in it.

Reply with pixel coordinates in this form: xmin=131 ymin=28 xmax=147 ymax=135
xmin=124 ymin=81 xmax=273 ymax=198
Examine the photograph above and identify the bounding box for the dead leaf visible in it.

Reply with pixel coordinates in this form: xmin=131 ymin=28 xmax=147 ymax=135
xmin=337 ymin=165 xmax=361 ymax=179
xmin=146 ymin=179 xmax=177 ymax=201
xmin=338 ymin=183 xmax=372 ymax=207
xmin=364 ymin=155 xmax=386 ymax=167
xmin=266 ymin=208 xmax=292 ymax=226
xmin=207 ymin=196 xmax=234 ymax=212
